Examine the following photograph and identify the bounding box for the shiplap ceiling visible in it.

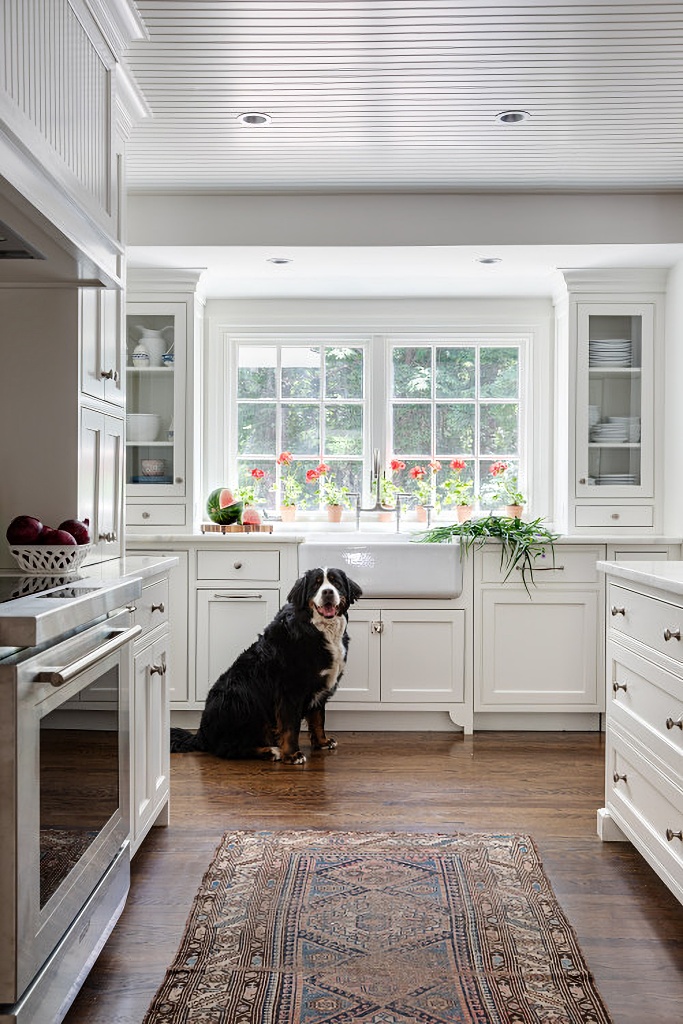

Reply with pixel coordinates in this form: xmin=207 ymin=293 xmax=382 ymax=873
xmin=124 ymin=0 xmax=683 ymax=193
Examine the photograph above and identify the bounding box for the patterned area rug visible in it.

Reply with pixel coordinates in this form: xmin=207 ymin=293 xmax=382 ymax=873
xmin=143 ymin=830 xmax=613 ymax=1024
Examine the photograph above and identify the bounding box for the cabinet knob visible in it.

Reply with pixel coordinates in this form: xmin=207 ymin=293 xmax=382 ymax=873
xmin=233 ymin=561 xmax=243 ymax=569
xmin=663 ymin=628 xmax=681 ymax=642
xmin=142 ymin=511 xmax=151 ymax=519
xmin=612 ymin=681 xmax=628 ymax=693
xmin=611 ymin=606 xmax=626 ymax=616
xmin=371 ymin=620 xmax=384 ymax=634
xmin=151 ymin=602 xmax=165 ymax=614
xmin=150 ymin=662 xmax=167 ymax=677
xmin=610 ymin=513 xmax=620 ymax=520
xmin=613 ymin=772 xmax=628 ymax=784
xmin=666 ymin=716 xmax=683 ymax=730
xmin=98 ymin=531 xmax=116 ymax=543
xmin=578 ymin=477 xmax=586 ymax=485
xmin=100 ymin=368 xmax=119 ymax=382
xmin=665 ymin=828 xmax=683 ymax=842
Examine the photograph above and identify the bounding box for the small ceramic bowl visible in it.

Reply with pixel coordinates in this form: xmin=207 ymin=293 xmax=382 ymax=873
xmin=141 ymin=459 xmax=166 ymax=477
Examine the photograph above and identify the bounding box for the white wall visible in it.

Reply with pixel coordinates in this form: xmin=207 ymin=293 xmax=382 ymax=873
xmin=664 ymin=260 xmax=683 ymax=534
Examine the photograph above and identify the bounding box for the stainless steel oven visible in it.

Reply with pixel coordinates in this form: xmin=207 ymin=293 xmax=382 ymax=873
xmin=0 ymin=575 xmax=141 ymax=1024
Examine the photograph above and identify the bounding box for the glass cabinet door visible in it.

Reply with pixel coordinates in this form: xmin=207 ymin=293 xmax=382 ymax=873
xmin=125 ymin=304 xmax=186 ymax=496
xmin=576 ymin=303 xmax=653 ymax=498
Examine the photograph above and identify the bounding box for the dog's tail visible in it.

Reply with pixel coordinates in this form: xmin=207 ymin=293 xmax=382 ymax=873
xmin=170 ymin=726 xmax=204 ymax=753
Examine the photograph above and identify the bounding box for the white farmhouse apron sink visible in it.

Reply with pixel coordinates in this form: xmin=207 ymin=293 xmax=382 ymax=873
xmin=298 ymin=532 xmax=462 ymax=599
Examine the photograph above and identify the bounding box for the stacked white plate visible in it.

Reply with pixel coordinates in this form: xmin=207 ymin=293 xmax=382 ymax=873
xmin=589 ymin=422 xmax=628 ymax=443
xmin=595 ymin=474 xmax=638 ymax=486
xmin=606 ymin=415 xmax=640 ymax=441
xmin=589 ymin=338 xmax=632 ymax=367
xmin=588 ymin=405 xmax=600 ymax=427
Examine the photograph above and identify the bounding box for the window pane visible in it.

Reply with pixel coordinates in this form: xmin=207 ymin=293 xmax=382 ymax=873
xmin=435 ymin=404 xmax=476 ymax=455
xmin=435 ymin=347 xmax=476 ymax=398
xmin=282 ymin=403 xmax=320 ymax=455
xmin=238 ymin=346 xmax=276 ymax=398
xmin=325 ymin=405 xmax=363 ymax=455
xmin=326 ymin=347 xmax=363 ymax=399
xmin=281 ymin=347 xmax=320 ymax=398
xmin=304 ymin=460 xmax=363 ymax=507
xmin=392 ymin=347 xmax=432 ymax=398
xmin=480 ymin=458 xmax=520 ymax=508
xmin=480 ymin=347 xmax=519 ymax=399
xmin=294 ymin=460 xmax=321 ymax=510
xmin=236 ymin=459 xmax=274 ymax=503
xmin=237 ymin=403 xmax=276 ymax=454
xmin=439 ymin=459 xmax=475 ymax=508
xmin=480 ymin=403 xmax=519 ymax=455
xmin=392 ymin=404 xmax=431 ymax=455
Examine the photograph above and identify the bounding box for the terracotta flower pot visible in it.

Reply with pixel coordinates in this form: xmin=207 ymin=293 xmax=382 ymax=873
xmin=326 ymin=504 xmax=343 ymax=523
xmin=456 ymin=504 xmax=473 ymax=523
xmin=280 ymin=505 xmax=297 ymax=522
xmin=416 ymin=505 xmax=428 ymax=523
xmin=506 ymin=504 xmax=524 ymax=519
xmin=378 ymin=510 xmax=395 ymax=523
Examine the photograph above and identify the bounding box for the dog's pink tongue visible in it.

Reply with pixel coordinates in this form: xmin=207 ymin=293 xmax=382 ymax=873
xmin=318 ymin=604 xmax=337 ymax=618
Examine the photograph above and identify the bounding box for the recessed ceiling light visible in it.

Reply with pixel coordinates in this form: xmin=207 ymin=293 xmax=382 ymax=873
xmin=476 ymin=257 xmax=502 ymax=265
xmin=237 ymin=112 xmax=272 ymax=126
xmin=266 ymin=257 xmax=292 ymax=265
xmin=495 ymin=110 xmax=530 ymax=124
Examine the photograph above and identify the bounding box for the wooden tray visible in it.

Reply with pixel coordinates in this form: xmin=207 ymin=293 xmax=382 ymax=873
xmin=200 ymin=522 xmax=274 ymax=534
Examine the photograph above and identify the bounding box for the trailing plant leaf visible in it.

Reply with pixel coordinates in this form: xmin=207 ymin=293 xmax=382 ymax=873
xmin=416 ymin=513 xmax=559 ymax=595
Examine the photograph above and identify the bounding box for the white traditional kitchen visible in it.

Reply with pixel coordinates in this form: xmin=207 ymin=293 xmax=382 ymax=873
xmin=1 ymin=3 xmax=683 ymax=1023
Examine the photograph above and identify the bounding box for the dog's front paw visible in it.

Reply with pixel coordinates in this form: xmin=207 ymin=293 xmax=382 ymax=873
xmin=283 ymin=751 xmax=307 ymax=765
xmin=313 ymin=736 xmax=337 ymax=750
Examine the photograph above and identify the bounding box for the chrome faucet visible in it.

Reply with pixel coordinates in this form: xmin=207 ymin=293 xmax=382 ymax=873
xmin=355 ymin=449 xmax=397 ymax=526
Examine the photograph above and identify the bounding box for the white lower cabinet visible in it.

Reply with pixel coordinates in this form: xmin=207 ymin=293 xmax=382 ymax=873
xmin=195 ymin=588 xmax=280 ymax=702
xmin=338 ymin=606 xmax=465 ymax=704
xmin=80 ymin=407 xmax=124 ymax=561
xmin=599 ymin=570 xmax=683 ymax=905
xmin=131 ymin=632 xmax=170 ymax=856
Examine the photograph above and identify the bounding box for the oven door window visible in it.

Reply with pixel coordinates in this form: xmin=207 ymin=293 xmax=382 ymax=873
xmin=40 ymin=668 xmax=119 ymax=907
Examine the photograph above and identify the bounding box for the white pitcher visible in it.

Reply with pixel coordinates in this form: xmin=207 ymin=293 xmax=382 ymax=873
xmin=135 ymin=326 xmax=173 ymax=367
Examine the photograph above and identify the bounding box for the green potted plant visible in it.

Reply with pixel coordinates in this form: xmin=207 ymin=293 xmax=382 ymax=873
xmin=442 ymin=459 xmax=475 ymax=522
xmin=409 ymin=460 xmax=441 ymax=520
xmin=275 ymin=451 xmax=302 ymax=521
xmin=378 ymin=459 xmax=406 ymax=519
xmin=490 ymin=461 xmax=526 ymax=517
xmin=307 ymin=462 xmax=350 ymax=521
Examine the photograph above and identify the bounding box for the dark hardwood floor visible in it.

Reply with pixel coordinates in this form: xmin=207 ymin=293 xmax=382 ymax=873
xmin=63 ymin=731 xmax=683 ymax=1024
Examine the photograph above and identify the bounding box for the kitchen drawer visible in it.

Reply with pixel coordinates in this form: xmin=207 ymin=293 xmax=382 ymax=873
xmin=575 ymin=504 xmax=653 ymax=528
xmin=480 ymin=544 xmax=602 ymax=584
xmin=133 ymin=577 xmax=169 ymax=638
xmin=127 ymin=504 xmax=186 ymax=526
xmin=196 ymin=549 xmax=280 ymax=581
xmin=609 ymin=643 xmax=683 ymax=766
xmin=607 ymin=724 xmax=683 ymax=894
xmin=609 ymin=584 xmax=683 ymax=667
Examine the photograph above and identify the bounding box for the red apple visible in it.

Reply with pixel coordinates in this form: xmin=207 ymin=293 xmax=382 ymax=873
xmin=40 ymin=528 xmax=77 ymax=546
xmin=6 ymin=515 xmax=43 ymax=545
xmin=58 ymin=518 xmax=91 ymax=544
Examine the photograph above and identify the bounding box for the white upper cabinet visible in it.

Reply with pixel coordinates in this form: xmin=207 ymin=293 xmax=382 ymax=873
xmin=555 ymin=270 xmax=666 ymax=535
xmin=81 ymin=289 xmax=125 ymax=408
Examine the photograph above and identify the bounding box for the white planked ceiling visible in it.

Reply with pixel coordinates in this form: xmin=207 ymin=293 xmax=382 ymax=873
xmin=124 ymin=0 xmax=683 ymax=194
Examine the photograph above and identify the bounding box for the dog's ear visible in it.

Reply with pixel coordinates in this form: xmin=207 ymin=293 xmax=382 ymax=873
xmin=344 ymin=575 xmax=363 ymax=605
xmin=287 ymin=571 xmax=312 ymax=610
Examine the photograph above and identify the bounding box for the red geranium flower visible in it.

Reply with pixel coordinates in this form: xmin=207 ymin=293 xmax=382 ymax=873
xmin=450 ymin=459 xmax=466 ymax=472
xmin=251 ymin=467 xmax=265 ymax=480
xmin=410 ymin=465 xmax=426 ymax=480
xmin=428 ymin=460 xmax=442 ymax=473
xmin=276 ymin=451 xmax=293 ymax=466
xmin=306 ymin=468 xmax=320 ymax=483
xmin=315 ymin=462 xmax=330 ymax=476
xmin=490 ymin=461 xmax=508 ymax=477
xmin=390 ymin=459 xmax=406 ymax=472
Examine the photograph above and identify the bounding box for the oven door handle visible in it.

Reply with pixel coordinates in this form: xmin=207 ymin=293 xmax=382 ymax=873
xmin=35 ymin=624 xmax=143 ymax=687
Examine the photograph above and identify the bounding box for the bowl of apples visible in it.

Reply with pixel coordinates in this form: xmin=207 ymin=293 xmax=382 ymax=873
xmin=6 ymin=515 xmax=93 ymax=574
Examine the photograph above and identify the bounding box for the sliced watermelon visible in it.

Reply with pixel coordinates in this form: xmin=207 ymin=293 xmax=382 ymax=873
xmin=206 ymin=488 xmax=243 ymax=525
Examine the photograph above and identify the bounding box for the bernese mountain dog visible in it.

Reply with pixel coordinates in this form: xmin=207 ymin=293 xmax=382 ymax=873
xmin=170 ymin=567 xmax=362 ymax=764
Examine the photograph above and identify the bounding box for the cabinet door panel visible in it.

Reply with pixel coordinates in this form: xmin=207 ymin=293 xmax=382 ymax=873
xmin=333 ymin=608 xmax=381 ymax=702
xmin=478 ymin=590 xmax=600 ymax=710
xmin=131 ymin=637 xmax=170 ymax=855
xmin=381 ymin=610 xmax=464 ymax=703
xmin=195 ymin=589 xmax=280 ymax=702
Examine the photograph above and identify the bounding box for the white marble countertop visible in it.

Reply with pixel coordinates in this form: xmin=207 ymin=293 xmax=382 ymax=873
xmin=597 ymin=559 xmax=683 ymax=596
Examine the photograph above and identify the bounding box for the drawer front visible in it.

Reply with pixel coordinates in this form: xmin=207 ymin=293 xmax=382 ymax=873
xmin=607 ymin=725 xmax=683 ymax=893
xmin=575 ymin=504 xmax=653 ymax=528
xmin=134 ymin=577 xmax=170 ymax=637
xmin=127 ymin=504 xmax=186 ymax=526
xmin=609 ymin=644 xmax=683 ymax=764
xmin=609 ymin=584 xmax=683 ymax=666
xmin=196 ymin=549 xmax=280 ymax=581
xmin=480 ymin=544 xmax=602 ymax=584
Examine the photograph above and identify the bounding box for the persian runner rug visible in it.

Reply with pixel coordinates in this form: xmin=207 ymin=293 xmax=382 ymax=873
xmin=142 ymin=830 xmax=613 ymax=1024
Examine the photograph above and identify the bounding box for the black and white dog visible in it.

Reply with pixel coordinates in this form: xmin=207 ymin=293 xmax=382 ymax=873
xmin=170 ymin=567 xmax=362 ymax=764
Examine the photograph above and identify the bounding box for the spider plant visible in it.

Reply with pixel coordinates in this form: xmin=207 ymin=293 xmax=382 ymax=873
xmin=417 ymin=513 xmax=559 ymax=594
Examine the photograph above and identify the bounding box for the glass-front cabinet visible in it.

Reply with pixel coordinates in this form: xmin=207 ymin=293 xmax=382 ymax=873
xmin=125 ymin=304 xmax=186 ymax=497
xmin=576 ymin=303 xmax=654 ymax=498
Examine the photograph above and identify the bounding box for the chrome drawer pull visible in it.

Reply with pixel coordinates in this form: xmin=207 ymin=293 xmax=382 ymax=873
xmin=151 ymin=602 xmax=165 ymax=613
xmin=666 ymin=716 xmax=683 ymax=730
xmin=515 ymin=565 xmax=565 ymax=572
xmin=613 ymin=772 xmax=628 ymax=784
xmin=665 ymin=828 xmax=683 ymax=842
xmin=611 ymin=606 xmax=626 ymax=616
xmin=612 ymin=681 xmax=628 ymax=693
xmin=213 ymin=593 xmax=262 ymax=600
xmin=664 ymin=628 xmax=681 ymax=642
xmin=35 ymin=625 xmax=143 ymax=686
